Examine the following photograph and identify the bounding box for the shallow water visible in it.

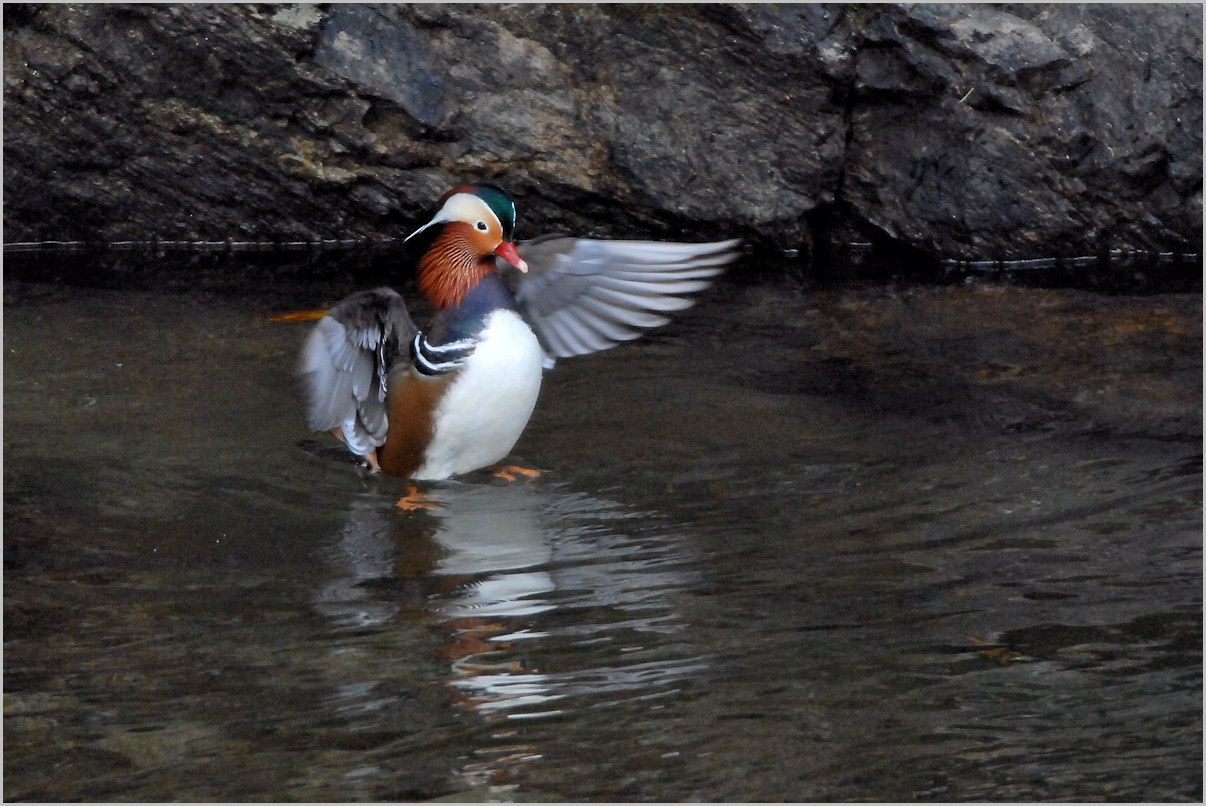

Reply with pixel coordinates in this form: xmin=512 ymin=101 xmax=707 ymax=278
xmin=4 ymin=262 xmax=1201 ymax=801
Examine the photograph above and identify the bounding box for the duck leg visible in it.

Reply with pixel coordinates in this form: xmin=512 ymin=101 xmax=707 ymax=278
xmin=328 ymin=428 xmax=381 ymax=473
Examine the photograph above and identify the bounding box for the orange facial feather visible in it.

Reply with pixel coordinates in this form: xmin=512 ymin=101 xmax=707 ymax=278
xmin=416 ymin=223 xmax=494 ymax=309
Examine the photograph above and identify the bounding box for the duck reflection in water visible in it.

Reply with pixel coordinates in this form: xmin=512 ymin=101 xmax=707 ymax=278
xmin=312 ymin=477 xmax=709 ymax=785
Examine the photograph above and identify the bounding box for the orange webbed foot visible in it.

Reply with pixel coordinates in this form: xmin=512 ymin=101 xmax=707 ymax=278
xmin=489 ymin=464 xmax=544 ymax=482
xmin=396 ymin=484 xmax=439 ymax=512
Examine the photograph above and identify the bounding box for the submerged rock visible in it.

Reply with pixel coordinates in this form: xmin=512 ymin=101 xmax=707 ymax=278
xmin=3 ymin=4 xmax=1201 ymax=264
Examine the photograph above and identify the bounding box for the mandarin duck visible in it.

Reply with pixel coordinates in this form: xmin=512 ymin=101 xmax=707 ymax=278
xmin=299 ymin=184 xmax=740 ymax=481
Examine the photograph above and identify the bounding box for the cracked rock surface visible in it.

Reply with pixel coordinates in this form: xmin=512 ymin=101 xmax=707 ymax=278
xmin=3 ymin=4 xmax=1201 ymax=261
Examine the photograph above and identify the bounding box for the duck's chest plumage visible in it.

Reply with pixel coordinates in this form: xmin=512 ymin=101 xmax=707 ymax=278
xmin=415 ymin=308 xmax=543 ymax=479
xmin=378 ymin=280 xmax=544 ymax=481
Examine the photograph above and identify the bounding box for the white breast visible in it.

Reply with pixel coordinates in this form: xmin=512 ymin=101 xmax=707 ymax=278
xmin=414 ymin=310 xmax=544 ymax=480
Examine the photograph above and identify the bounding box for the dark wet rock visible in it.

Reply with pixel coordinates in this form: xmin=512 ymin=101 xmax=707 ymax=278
xmin=844 ymin=4 xmax=1203 ymax=259
xmin=3 ymin=4 xmax=1201 ymax=262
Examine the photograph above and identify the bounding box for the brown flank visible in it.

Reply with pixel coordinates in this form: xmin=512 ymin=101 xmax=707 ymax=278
xmin=378 ymin=368 xmax=455 ymax=478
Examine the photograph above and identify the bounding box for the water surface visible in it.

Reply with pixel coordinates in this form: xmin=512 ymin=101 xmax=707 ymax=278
xmin=4 ymin=261 xmax=1201 ymax=801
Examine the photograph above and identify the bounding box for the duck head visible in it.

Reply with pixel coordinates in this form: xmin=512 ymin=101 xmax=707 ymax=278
xmin=405 ymin=184 xmax=528 ymax=309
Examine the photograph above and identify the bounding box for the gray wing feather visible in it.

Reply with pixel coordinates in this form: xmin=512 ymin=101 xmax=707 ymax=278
xmin=297 ymin=288 xmax=417 ymax=456
xmin=538 ymin=309 xmax=596 ymax=357
xmin=512 ymin=236 xmax=741 ymax=360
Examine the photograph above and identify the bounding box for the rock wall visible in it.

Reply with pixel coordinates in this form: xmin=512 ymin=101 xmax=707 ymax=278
xmin=3 ymin=3 xmax=1201 ymax=262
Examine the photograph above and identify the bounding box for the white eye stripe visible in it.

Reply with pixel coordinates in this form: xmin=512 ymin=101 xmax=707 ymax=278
xmin=436 ymin=194 xmax=500 ymax=229
xmin=404 ymin=192 xmax=504 ymax=243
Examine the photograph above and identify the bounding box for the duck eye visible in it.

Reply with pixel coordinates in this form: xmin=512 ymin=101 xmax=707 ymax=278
xmin=475 ymin=220 xmax=488 ymax=232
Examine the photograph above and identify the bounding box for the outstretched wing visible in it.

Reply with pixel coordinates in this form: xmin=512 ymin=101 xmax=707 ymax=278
xmin=508 ymin=236 xmax=741 ymax=362
xmin=297 ymin=288 xmax=417 ymax=456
